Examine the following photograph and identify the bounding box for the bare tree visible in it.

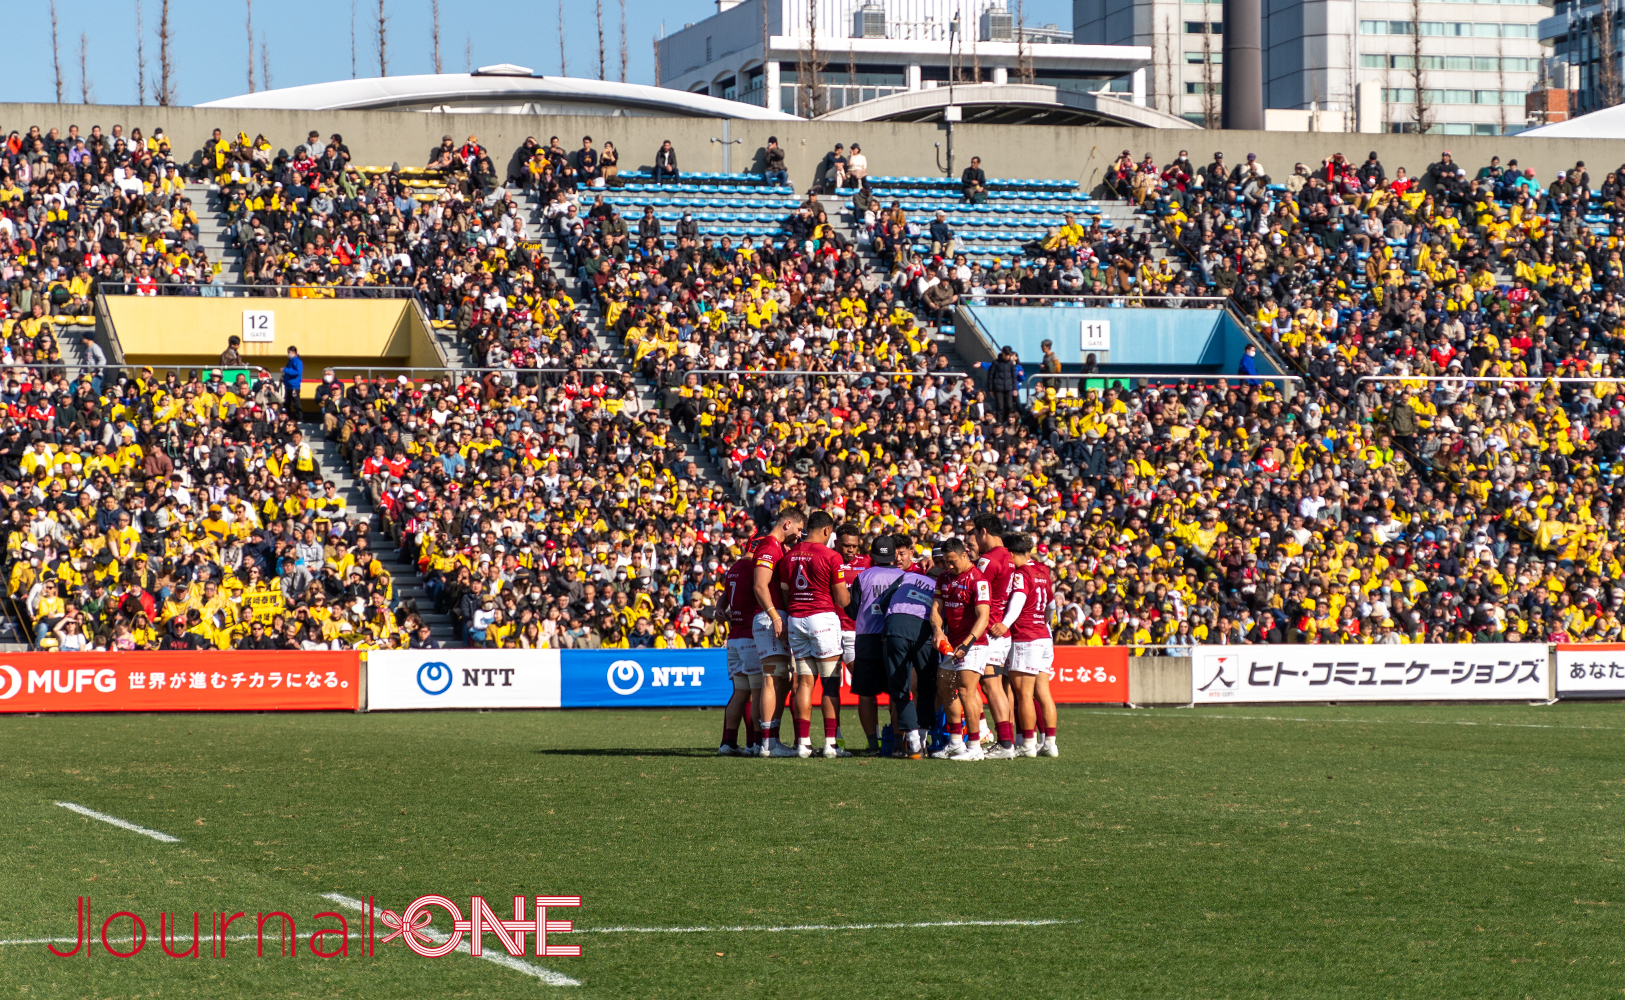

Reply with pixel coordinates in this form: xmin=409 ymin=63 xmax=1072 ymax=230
xmin=50 ymin=0 xmax=63 ymax=103
xmin=653 ymin=32 xmax=662 ymax=87
xmin=431 ymin=0 xmax=441 ymax=72
xmin=376 ymin=0 xmax=388 ymax=77
xmin=156 ymin=0 xmax=175 ymax=105
xmin=246 ymin=0 xmax=255 ymax=92
xmin=596 ymin=0 xmax=605 ymax=80
xmin=557 ymin=0 xmax=568 ymax=75
xmin=135 ymin=0 xmax=147 ymax=105
xmin=1162 ymin=14 xmax=1177 ymax=116
xmin=262 ymin=39 xmax=273 ymax=90
xmin=847 ymin=42 xmax=856 ymax=108
xmin=1016 ymin=0 xmax=1034 ymax=84
xmin=466 ymin=34 xmax=472 ymax=72
xmin=1200 ymin=0 xmax=1218 ymax=128
xmin=1408 ymin=0 xmax=1430 ymax=133
xmin=1343 ymin=27 xmax=1357 ymax=132
xmin=79 ymin=32 xmax=93 ymax=104
xmin=970 ymin=20 xmax=980 ymax=84
xmin=1496 ymin=39 xmax=1508 ymax=132
xmin=1595 ymin=5 xmax=1622 ymax=109
xmin=350 ymin=0 xmax=357 ymax=77
xmin=797 ymin=0 xmax=826 ymax=115
xmin=619 ymin=0 xmax=628 ymax=82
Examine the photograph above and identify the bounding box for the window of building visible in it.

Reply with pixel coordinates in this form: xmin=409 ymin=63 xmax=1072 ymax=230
xmin=705 ymin=36 xmax=713 ymax=62
xmin=1360 ymin=21 xmax=1536 ymax=39
xmin=1185 ymin=50 xmax=1222 ymax=63
xmin=1184 ymin=20 xmax=1222 ymax=33
xmin=1185 ymin=81 xmax=1222 ymax=94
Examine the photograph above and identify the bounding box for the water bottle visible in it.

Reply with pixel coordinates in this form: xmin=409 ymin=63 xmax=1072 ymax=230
xmin=879 ymin=725 xmax=894 ymax=758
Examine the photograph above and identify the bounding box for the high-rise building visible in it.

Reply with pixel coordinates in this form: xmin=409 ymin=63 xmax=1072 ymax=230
xmin=658 ymin=0 xmax=1152 ymax=117
xmin=1074 ymin=0 xmax=1544 ymax=132
xmin=1538 ymin=1 xmax=1620 ymax=119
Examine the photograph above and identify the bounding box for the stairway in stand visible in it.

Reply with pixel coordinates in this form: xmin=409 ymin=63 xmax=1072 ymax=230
xmin=184 ymin=183 xmax=247 ymax=284
xmin=310 ymin=435 xmax=458 ymax=644
xmin=511 ymin=190 xmax=741 ymax=499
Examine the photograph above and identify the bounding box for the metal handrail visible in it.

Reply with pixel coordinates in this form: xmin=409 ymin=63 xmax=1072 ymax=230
xmin=1354 ymin=374 xmax=1618 ymax=390
xmin=672 ymin=368 xmax=969 ymax=379
xmin=100 ymin=282 xmax=417 ymax=298
xmin=971 ymin=293 xmax=1228 ymax=304
xmin=1024 ymin=371 xmax=1303 ymax=390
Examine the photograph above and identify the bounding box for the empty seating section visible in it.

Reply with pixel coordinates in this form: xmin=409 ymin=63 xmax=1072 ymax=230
xmin=853 ymin=175 xmax=1125 ymax=260
xmin=606 ymin=171 xmax=797 ymax=241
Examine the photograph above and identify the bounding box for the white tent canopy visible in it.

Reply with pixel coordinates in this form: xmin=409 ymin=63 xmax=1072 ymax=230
xmin=1520 ymin=104 xmax=1625 ymax=139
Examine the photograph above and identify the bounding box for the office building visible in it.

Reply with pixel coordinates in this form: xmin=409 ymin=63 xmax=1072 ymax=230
xmin=1074 ymin=0 xmax=1544 ymax=132
xmin=658 ymin=0 xmax=1153 ymax=117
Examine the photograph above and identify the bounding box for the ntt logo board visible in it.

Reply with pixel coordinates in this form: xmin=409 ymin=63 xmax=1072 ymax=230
xmin=367 ymin=650 xmax=728 ymax=710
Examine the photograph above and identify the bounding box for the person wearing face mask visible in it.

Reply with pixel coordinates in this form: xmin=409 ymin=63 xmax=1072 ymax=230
xmin=316 ymin=369 xmax=343 ymax=434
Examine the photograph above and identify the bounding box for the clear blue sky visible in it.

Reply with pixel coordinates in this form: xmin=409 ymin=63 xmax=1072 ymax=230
xmin=0 ymin=0 xmax=1075 ymax=107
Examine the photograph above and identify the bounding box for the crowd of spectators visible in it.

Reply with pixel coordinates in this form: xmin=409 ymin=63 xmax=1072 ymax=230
xmin=8 ymin=113 xmax=1625 ymax=649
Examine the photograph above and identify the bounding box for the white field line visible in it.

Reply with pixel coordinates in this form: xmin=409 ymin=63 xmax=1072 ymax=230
xmin=577 ymin=918 xmax=1086 ymax=934
xmin=1080 ymin=710 xmax=1625 ymax=733
xmin=55 ymin=802 xmax=180 ymax=842
xmin=320 ymin=893 xmax=580 ymax=987
xmin=0 ymin=919 xmax=1082 ymax=947
xmin=0 ymin=932 xmax=363 ymax=946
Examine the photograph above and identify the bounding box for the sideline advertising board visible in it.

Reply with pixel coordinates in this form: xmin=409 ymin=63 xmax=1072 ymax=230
xmin=1190 ymin=645 xmax=1549 ymax=703
xmin=558 ymin=649 xmax=728 ymax=708
xmin=1050 ymin=645 xmax=1130 ymax=703
xmin=1555 ymin=644 xmax=1625 ymax=699
xmin=835 ymin=645 xmax=1130 ymax=706
xmin=0 ymin=651 xmax=360 ymax=712
xmin=367 ymin=649 xmax=562 ymax=710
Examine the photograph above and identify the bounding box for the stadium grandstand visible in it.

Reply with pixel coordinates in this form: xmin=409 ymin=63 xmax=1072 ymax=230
xmin=1 ymin=112 xmax=1622 ymax=657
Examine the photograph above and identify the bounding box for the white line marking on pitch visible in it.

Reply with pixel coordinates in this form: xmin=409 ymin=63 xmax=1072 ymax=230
xmin=1081 ymin=710 xmax=1625 ymax=733
xmin=2 ymin=917 xmax=1082 ymax=949
xmin=579 ymin=918 xmax=1085 ymax=934
xmin=0 ymin=933 xmax=362 ymax=946
xmin=55 ymin=801 xmax=179 ymax=842
xmin=321 ymin=893 xmax=579 ymax=987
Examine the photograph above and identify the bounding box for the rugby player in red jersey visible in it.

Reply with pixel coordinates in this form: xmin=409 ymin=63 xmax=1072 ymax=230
xmin=775 ymin=511 xmax=851 ymax=757
xmin=832 ymin=522 xmax=870 ymax=750
xmin=1003 ymin=533 xmax=1057 ymax=757
xmin=713 ymin=554 xmax=763 ymax=755
xmin=970 ymin=513 xmax=1017 ymax=754
xmin=930 ymin=537 xmax=994 ymax=761
xmin=751 ymin=507 xmax=807 ymax=757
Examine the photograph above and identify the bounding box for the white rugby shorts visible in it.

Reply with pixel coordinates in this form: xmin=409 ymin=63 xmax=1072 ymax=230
xmin=1007 ymin=638 xmax=1055 ymax=676
xmin=939 ymin=643 xmax=989 ymax=675
xmin=788 ymin=611 xmax=843 ymax=661
xmin=727 ymin=637 xmax=762 ymax=676
xmin=984 ymin=635 xmax=1012 ymax=675
xmin=752 ymin=610 xmax=790 ymax=661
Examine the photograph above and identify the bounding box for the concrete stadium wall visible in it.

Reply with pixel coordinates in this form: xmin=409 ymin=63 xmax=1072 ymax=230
xmin=7 ymin=100 xmax=1625 ymax=193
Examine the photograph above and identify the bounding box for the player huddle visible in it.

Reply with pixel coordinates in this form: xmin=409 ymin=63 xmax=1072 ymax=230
xmin=713 ymin=508 xmax=1058 ymax=761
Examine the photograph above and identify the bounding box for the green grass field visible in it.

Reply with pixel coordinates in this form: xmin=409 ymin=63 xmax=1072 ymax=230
xmin=4 ymin=703 xmax=1625 ymax=998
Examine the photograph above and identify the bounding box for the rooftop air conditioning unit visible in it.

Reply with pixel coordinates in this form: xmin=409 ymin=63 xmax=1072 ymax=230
xmin=980 ymin=4 xmax=1013 ymax=41
xmin=853 ymin=3 xmax=887 ymax=38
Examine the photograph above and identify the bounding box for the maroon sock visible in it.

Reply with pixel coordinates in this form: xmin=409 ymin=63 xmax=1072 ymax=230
xmin=824 ymin=717 xmax=839 ymax=739
xmin=997 ymin=721 xmax=1014 ymax=743
xmin=1044 ymin=726 xmax=1056 ymax=738
xmin=1021 ymin=729 xmax=1035 ymax=741
xmin=795 ymin=718 xmax=812 ymax=741
xmin=1034 ymin=696 xmax=1044 ymax=724
xmin=724 ymin=723 xmax=739 ymax=748
xmin=948 ymin=721 xmax=964 ymax=736
xmin=746 ymin=722 xmax=760 ymax=745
